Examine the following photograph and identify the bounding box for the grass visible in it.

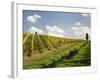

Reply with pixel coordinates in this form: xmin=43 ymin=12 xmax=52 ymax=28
xmin=55 ymin=42 xmax=91 ymax=67
xmin=23 ymin=41 xmax=88 ymax=69
xmin=23 ymin=32 xmax=91 ymax=69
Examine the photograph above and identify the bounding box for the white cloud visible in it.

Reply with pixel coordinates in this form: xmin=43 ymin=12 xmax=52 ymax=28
xmin=27 ymin=14 xmax=41 ymax=23
xmin=28 ymin=26 xmax=44 ymax=34
xmin=75 ymin=22 xmax=81 ymax=26
xmin=71 ymin=26 xmax=91 ymax=39
xmin=80 ymin=13 xmax=90 ymax=17
xmin=46 ymin=25 xmax=65 ymax=37
xmin=34 ymin=14 xmax=41 ymax=18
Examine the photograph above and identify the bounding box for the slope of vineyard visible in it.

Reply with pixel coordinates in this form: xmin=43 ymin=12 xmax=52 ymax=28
xmin=49 ymin=42 xmax=91 ymax=67
xmin=23 ymin=32 xmax=91 ymax=69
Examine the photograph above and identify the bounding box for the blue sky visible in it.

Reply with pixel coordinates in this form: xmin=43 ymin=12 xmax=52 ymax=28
xmin=23 ymin=10 xmax=91 ymax=39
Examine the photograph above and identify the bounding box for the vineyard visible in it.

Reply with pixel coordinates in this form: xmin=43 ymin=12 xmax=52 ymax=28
xmin=23 ymin=32 xmax=91 ymax=69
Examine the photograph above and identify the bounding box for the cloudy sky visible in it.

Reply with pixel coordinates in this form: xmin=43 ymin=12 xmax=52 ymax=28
xmin=23 ymin=10 xmax=91 ymax=39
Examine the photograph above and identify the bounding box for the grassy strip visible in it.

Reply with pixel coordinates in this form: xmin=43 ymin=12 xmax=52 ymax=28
xmin=23 ymin=32 xmax=30 ymax=45
xmin=55 ymin=42 xmax=90 ymax=67
xmin=23 ymin=41 xmax=87 ymax=69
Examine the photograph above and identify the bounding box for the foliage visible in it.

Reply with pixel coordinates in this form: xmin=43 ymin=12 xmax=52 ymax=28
xmin=23 ymin=32 xmax=91 ymax=69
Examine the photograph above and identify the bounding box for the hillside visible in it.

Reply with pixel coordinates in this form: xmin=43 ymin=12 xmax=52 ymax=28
xmin=23 ymin=32 xmax=91 ymax=69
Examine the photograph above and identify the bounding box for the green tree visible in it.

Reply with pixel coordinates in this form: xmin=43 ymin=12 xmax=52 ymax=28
xmin=86 ymin=33 xmax=89 ymax=40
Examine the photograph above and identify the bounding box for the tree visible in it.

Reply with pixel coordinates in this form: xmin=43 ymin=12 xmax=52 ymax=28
xmin=86 ymin=33 xmax=89 ymax=40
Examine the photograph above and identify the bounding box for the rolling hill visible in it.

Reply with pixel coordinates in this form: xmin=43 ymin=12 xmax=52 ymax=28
xmin=23 ymin=32 xmax=91 ymax=69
